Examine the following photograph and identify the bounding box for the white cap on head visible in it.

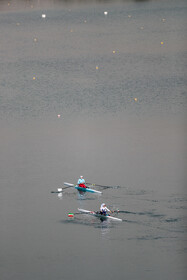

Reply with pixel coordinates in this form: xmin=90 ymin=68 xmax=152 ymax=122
xmin=80 ymin=175 xmax=83 ymax=178
xmin=101 ymin=203 xmax=106 ymax=207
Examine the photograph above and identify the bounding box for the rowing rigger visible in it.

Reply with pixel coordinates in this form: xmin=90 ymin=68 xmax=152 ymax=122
xmin=68 ymin=208 xmax=122 ymax=222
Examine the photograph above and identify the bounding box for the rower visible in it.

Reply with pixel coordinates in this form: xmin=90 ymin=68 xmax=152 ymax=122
xmin=77 ymin=175 xmax=86 ymax=188
xmin=100 ymin=203 xmax=112 ymax=215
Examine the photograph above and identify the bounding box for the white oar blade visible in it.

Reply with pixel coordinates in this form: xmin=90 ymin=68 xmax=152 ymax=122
xmin=64 ymin=182 xmax=75 ymax=187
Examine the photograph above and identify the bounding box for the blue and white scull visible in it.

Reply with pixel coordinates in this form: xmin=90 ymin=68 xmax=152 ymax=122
xmin=64 ymin=182 xmax=102 ymax=194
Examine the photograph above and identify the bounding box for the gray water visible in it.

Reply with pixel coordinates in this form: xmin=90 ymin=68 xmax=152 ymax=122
xmin=0 ymin=0 xmax=187 ymax=279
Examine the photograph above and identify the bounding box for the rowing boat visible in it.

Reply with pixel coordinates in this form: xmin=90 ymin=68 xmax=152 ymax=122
xmin=78 ymin=208 xmax=122 ymax=222
xmin=64 ymin=182 xmax=102 ymax=194
xmin=75 ymin=186 xmax=102 ymax=194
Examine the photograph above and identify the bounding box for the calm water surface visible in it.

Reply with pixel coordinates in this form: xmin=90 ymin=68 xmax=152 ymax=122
xmin=0 ymin=1 xmax=186 ymax=279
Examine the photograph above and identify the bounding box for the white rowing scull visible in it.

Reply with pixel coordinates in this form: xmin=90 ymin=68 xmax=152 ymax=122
xmin=77 ymin=208 xmax=122 ymax=222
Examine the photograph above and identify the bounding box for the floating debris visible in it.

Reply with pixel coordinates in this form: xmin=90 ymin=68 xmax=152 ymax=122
xmin=112 ymin=50 xmax=116 ymax=54
xmin=57 ymin=114 xmax=61 ymax=118
xmin=33 ymin=38 xmax=38 ymax=42
xmin=140 ymin=26 xmax=144 ymax=30
xmin=42 ymin=14 xmax=46 ymax=18
xmin=134 ymin=98 xmax=138 ymax=102
xmin=104 ymin=11 xmax=108 ymax=15
xmin=96 ymin=66 xmax=99 ymax=70
xmin=162 ymin=18 xmax=166 ymax=22
xmin=33 ymin=77 xmax=36 ymax=80
xmin=128 ymin=15 xmax=132 ymax=18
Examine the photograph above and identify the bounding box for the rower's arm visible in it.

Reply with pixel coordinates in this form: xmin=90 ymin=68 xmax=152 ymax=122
xmin=106 ymin=207 xmax=111 ymax=212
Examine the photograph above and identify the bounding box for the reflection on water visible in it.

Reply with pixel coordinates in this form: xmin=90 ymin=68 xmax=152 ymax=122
xmin=62 ymin=216 xmax=115 ymax=229
xmin=77 ymin=192 xmax=97 ymax=200
xmin=57 ymin=192 xmax=63 ymax=199
xmin=100 ymin=220 xmax=111 ymax=237
xmin=63 ymin=214 xmax=119 ymax=241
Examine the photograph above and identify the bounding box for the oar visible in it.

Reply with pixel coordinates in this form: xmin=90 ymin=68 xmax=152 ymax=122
xmin=87 ymin=183 xmax=120 ymax=189
xmin=112 ymin=210 xmax=136 ymax=214
xmin=51 ymin=183 xmax=75 ymax=193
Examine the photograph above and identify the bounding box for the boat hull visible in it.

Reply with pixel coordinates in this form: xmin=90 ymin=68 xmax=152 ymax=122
xmin=75 ymin=186 xmax=102 ymax=194
xmin=63 ymin=182 xmax=102 ymax=194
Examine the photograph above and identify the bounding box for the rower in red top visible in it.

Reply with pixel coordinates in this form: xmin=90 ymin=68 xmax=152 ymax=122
xmin=77 ymin=175 xmax=86 ymax=188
